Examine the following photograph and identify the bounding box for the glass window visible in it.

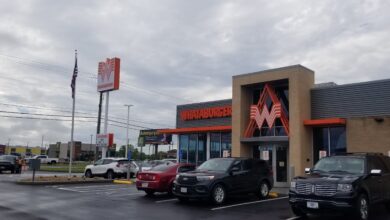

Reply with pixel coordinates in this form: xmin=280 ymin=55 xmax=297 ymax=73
xmin=314 ymin=157 xmax=365 ymax=174
xmin=313 ymin=128 xmax=329 ymax=163
xmin=313 ymin=127 xmax=346 ymax=163
xmin=188 ymin=134 xmax=197 ymax=164
xmin=151 ymin=163 xmax=176 ymax=171
xmin=210 ymin=133 xmax=221 ymax=158
xmin=197 ymin=134 xmax=207 ymax=165
xmin=242 ymin=160 xmax=252 ymax=170
xmin=368 ymin=157 xmax=388 ymax=173
xmin=103 ymin=159 xmax=113 ymax=164
xmin=95 ymin=159 xmax=103 ymax=165
xmin=197 ymin=158 xmax=234 ymax=172
xmin=329 ymin=127 xmax=346 ymax=156
xmin=221 ymin=133 xmax=231 ymax=158
xmin=179 ymin=135 xmax=189 ymax=163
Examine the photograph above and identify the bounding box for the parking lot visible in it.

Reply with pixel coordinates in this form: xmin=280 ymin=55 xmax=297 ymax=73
xmin=0 ymin=172 xmax=388 ymax=220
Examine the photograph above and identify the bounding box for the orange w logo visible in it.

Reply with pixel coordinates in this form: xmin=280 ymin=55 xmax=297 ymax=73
xmin=244 ymin=84 xmax=289 ymax=137
xmin=98 ymin=59 xmax=115 ymax=82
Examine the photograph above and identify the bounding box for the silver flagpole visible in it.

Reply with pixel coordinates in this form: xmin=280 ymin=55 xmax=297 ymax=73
xmin=69 ymin=91 xmax=75 ymax=177
xmin=69 ymin=50 xmax=77 ymax=177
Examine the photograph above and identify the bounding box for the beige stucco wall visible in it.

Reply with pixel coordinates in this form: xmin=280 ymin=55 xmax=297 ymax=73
xmin=347 ymin=117 xmax=390 ymax=155
xmin=232 ymin=65 xmax=314 ymax=178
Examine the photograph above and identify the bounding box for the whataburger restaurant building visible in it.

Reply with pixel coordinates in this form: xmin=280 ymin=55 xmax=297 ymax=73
xmin=159 ymin=65 xmax=390 ymax=187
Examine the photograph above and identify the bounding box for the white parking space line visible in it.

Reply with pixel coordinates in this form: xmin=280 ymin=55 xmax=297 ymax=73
xmin=112 ymin=192 xmax=145 ymax=197
xmin=74 ymin=187 xmax=132 ymax=193
xmin=286 ymin=217 xmax=300 ymax=220
xmin=211 ymin=196 xmax=289 ymax=211
xmin=155 ymin=199 xmax=178 ymax=203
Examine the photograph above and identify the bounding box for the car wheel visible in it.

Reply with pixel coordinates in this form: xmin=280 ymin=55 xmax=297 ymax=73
xmin=145 ymin=189 xmax=155 ymax=196
xmin=51 ymin=161 xmax=56 ymax=165
xmin=291 ymin=206 xmax=307 ymax=217
xmin=10 ymin=169 xmax=15 ymax=174
xmin=106 ymin=170 xmax=115 ymax=179
xmin=257 ymin=181 xmax=270 ymax=199
xmin=211 ymin=184 xmax=226 ymax=205
xmin=85 ymin=170 xmax=93 ymax=178
xmin=355 ymin=194 xmax=369 ymax=220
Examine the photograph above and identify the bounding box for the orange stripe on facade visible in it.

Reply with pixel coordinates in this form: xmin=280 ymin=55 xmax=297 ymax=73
xmin=158 ymin=126 xmax=232 ymax=134
xmin=303 ymin=118 xmax=346 ymax=126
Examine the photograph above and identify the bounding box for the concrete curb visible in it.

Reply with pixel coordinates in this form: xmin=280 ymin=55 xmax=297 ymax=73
xmin=113 ymin=180 xmax=133 ymax=184
xmin=15 ymin=179 xmax=113 ymax=185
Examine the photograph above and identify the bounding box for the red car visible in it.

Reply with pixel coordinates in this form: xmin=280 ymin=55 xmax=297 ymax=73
xmin=136 ymin=162 xmax=196 ymax=195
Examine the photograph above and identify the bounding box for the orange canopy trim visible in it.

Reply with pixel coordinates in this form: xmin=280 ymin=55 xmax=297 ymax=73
xmin=304 ymin=118 xmax=346 ymax=126
xmin=158 ymin=126 xmax=232 ymax=134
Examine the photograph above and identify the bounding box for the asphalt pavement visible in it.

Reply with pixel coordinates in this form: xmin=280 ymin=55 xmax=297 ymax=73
xmin=0 ymin=172 xmax=389 ymax=220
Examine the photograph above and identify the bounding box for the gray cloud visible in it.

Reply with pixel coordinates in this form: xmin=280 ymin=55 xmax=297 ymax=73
xmin=0 ymin=0 xmax=389 ymax=149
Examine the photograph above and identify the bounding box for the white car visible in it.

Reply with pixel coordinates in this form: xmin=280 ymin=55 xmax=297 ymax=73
xmin=84 ymin=158 xmax=138 ymax=179
xmin=26 ymin=155 xmax=59 ymax=164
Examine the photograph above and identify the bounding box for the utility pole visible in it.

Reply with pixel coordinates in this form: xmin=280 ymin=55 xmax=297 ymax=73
xmin=7 ymin=138 xmax=10 ymax=154
xmin=90 ymin=134 xmax=93 ymax=161
xmin=124 ymin=104 xmax=133 ymax=180
xmin=41 ymin=135 xmax=44 ymax=149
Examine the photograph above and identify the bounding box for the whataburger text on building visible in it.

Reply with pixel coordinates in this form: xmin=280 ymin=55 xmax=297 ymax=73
xmin=180 ymin=106 xmax=232 ymax=121
xmin=159 ymin=65 xmax=390 ymax=187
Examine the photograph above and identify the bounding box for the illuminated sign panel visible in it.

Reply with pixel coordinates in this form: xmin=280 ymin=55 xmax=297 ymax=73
xmin=244 ymin=84 xmax=289 ymax=137
xmin=180 ymin=106 xmax=232 ymax=121
xmin=97 ymin=58 xmax=120 ymax=92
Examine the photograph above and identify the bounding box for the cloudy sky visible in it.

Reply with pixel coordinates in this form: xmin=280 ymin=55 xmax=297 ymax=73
xmin=0 ymin=0 xmax=389 ymax=151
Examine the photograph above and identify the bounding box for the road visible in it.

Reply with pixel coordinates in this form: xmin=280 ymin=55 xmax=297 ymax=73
xmin=0 ymin=172 xmax=389 ymax=220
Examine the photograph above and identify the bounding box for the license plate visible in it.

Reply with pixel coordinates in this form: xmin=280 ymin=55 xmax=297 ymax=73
xmin=180 ymin=187 xmax=187 ymax=193
xmin=142 ymin=183 xmax=148 ymax=188
xmin=307 ymin=201 xmax=319 ymax=209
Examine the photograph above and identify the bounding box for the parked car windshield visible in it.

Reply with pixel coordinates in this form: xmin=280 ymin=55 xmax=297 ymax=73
xmin=313 ymin=157 xmax=365 ymax=174
xmin=151 ymin=163 xmax=176 ymax=171
xmin=197 ymin=159 xmax=233 ymax=172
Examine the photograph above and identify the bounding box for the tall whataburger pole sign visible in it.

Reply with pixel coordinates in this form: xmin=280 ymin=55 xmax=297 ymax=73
xmin=97 ymin=57 xmax=120 ymax=158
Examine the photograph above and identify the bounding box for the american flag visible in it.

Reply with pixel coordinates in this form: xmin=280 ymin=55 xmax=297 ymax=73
xmin=71 ymin=50 xmax=78 ymax=99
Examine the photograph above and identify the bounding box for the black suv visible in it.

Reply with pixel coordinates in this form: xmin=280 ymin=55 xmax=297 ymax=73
xmin=289 ymin=153 xmax=390 ymax=220
xmin=0 ymin=155 xmax=21 ymax=174
xmin=173 ymin=157 xmax=273 ymax=204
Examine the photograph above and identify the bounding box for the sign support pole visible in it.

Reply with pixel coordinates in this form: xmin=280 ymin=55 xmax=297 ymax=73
xmin=102 ymin=91 xmax=109 ymax=158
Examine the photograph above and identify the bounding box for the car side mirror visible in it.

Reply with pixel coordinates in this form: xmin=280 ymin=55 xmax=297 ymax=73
xmin=305 ymin=168 xmax=311 ymax=174
xmin=370 ymin=169 xmax=382 ymax=176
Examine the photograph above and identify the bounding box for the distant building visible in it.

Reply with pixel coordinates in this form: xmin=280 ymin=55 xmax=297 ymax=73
xmin=3 ymin=146 xmax=45 ymax=157
xmin=0 ymin=145 xmax=5 ymax=155
xmin=48 ymin=141 xmax=100 ymax=161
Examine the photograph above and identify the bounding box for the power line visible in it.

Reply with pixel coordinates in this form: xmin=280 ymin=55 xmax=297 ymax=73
xmin=0 ymin=111 xmax=152 ymax=129
xmin=0 ymin=115 xmax=142 ymax=131
xmin=0 ymin=52 xmax=193 ymax=103
xmin=0 ymin=102 xmax=173 ymax=128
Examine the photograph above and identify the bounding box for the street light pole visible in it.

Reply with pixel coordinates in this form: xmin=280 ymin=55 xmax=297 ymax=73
xmin=90 ymin=134 xmax=93 ymax=161
xmin=124 ymin=104 xmax=133 ymax=180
